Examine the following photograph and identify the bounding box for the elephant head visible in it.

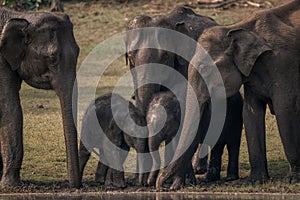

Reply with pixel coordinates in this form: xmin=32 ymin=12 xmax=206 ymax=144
xmin=125 ymin=6 xmax=217 ymax=116
xmin=0 ymin=9 xmax=81 ymax=188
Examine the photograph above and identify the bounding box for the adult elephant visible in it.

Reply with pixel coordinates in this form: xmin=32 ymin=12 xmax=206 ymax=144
xmin=125 ymin=6 xmax=217 ymax=117
xmin=125 ymin=6 xmax=217 ymax=184
xmin=157 ymin=0 xmax=300 ymax=189
xmin=0 ymin=8 xmax=80 ymax=188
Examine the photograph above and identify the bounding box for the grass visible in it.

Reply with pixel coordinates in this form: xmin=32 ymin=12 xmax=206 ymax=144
xmin=12 ymin=0 xmax=300 ymax=194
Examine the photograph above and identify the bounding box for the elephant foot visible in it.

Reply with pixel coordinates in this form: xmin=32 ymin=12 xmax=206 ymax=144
xmin=113 ymin=181 xmax=127 ymax=189
xmin=170 ymin=175 xmax=185 ymax=191
xmin=245 ymin=174 xmax=270 ymax=185
xmin=195 ymin=167 xmax=207 ymax=175
xmin=194 ymin=162 xmax=208 ymax=175
xmin=186 ymin=173 xmax=197 ymax=185
xmin=225 ymin=174 xmax=239 ymax=182
xmin=95 ymin=173 xmax=105 ymax=185
xmin=147 ymin=176 xmax=156 ymax=186
xmin=105 ymin=179 xmax=127 ymax=189
xmin=205 ymin=168 xmax=220 ymax=182
xmin=127 ymin=174 xmax=138 ymax=185
xmin=0 ymin=177 xmax=22 ymax=188
xmin=156 ymin=166 xmax=174 ymax=189
xmin=128 ymin=173 xmax=147 ymax=186
xmin=285 ymin=172 xmax=300 ymax=184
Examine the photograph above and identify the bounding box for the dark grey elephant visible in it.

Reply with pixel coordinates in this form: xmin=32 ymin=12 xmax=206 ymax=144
xmin=79 ymin=93 xmax=149 ymax=188
xmin=157 ymin=0 xmax=300 ymax=189
xmin=0 ymin=8 xmax=80 ymax=188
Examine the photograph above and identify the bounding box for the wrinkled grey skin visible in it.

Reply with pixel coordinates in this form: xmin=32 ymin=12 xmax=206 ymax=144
xmin=125 ymin=6 xmax=217 ymax=184
xmin=0 ymin=8 xmax=80 ymax=188
xmin=79 ymin=93 xmax=148 ymax=188
xmin=147 ymin=90 xmax=243 ymax=186
xmin=157 ymin=0 xmax=300 ymax=189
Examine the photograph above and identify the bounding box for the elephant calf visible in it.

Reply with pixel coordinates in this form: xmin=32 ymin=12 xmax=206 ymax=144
xmin=146 ymin=91 xmax=183 ymax=186
xmin=147 ymin=90 xmax=243 ymax=185
xmin=79 ymin=93 xmax=148 ymax=188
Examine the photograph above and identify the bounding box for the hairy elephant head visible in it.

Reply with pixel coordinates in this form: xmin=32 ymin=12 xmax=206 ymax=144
xmin=0 ymin=10 xmax=81 ymax=188
xmin=125 ymin=7 xmax=217 ymax=116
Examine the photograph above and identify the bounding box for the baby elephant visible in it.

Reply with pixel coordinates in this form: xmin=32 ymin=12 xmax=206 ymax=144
xmin=146 ymin=91 xmax=182 ymax=186
xmin=147 ymin=90 xmax=243 ymax=185
xmin=79 ymin=93 xmax=149 ymax=188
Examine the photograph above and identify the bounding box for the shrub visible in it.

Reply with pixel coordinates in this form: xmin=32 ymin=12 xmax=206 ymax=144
xmin=1 ymin=0 xmax=52 ymax=10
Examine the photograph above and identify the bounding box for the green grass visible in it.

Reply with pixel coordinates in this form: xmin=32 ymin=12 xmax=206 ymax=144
xmin=14 ymin=0 xmax=300 ymax=193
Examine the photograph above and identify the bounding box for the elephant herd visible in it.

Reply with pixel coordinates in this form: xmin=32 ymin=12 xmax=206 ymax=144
xmin=0 ymin=0 xmax=299 ymax=191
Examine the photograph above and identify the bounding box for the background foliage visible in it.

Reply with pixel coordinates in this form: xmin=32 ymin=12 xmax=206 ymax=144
xmin=2 ymin=0 xmax=51 ymax=10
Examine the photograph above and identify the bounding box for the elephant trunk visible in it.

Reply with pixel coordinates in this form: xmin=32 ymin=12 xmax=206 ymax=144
xmin=57 ymin=79 xmax=81 ymax=188
xmin=53 ymin=39 xmax=81 ymax=188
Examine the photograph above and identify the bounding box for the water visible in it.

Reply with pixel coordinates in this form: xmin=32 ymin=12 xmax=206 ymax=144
xmin=0 ymin=193 xmax=299 ymax=200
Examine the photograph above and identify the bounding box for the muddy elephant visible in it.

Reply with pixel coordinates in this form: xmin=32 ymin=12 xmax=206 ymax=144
xmin=157 ymin=0 xmax=300 ymax=189
xmin=147 ymin=88 xmax=243 ymax=185
xmin=79 ymin=93 xmax=149 ymax=188
xmin=0 ymin=8 xmax=80 ymax=188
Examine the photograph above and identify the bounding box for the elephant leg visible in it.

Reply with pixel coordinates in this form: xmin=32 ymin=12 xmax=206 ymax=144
xmin=198 ymin=155 xmax=209 ymax=174
xmin=164 ymin=137 xmax=174 ymax=168
xmin=225 ymin=121 xmax=242 ymax=181
xmin=205 ymin=142 xmax=224 ymax=182
xmin=164 ymin=136 xmax=179 ymax=185
xmin=105 ymin=167 xmax=126 ymax=188
xmin=78 ymin=140 xmax=91 ymax=179
xmin=105 ymin=168 xmax=113 ymax=186
xmin=108 ymin=144 xmax=127 ymax=188
xmin=226 ymin=142 xmax=240 ymax=181
xmin=147 ymin=135 xmax=162 ymax=186
xmin=95 ymin=161 xmax=108 ymax=184
xmin=273 ymin=99 xmax=300 ymax=183
xmin=244 ymin=89 xmax=269 ymax=184
xmin=0 ymin=149 xmax=2 ymax=178
xmin=158 ymin=133 xmax=200 ymax=189
xmin=133 ymin=141 xmax=150 ymax=186
xmin=0 ymin=103 xmax=23 ymax=187
xmin=185 ymin=161 xmax=197 ymax=185
xmin=109 ymin=168 xmax=126 ymax=188
xmin=192 ymin=144 xmax=209 ymax=174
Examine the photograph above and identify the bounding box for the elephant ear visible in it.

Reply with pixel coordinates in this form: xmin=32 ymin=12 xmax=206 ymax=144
xmin=227 ymin=29 xmax=272 ymax=77
xmin=0 ymin=18 xmax=30 ymax=71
